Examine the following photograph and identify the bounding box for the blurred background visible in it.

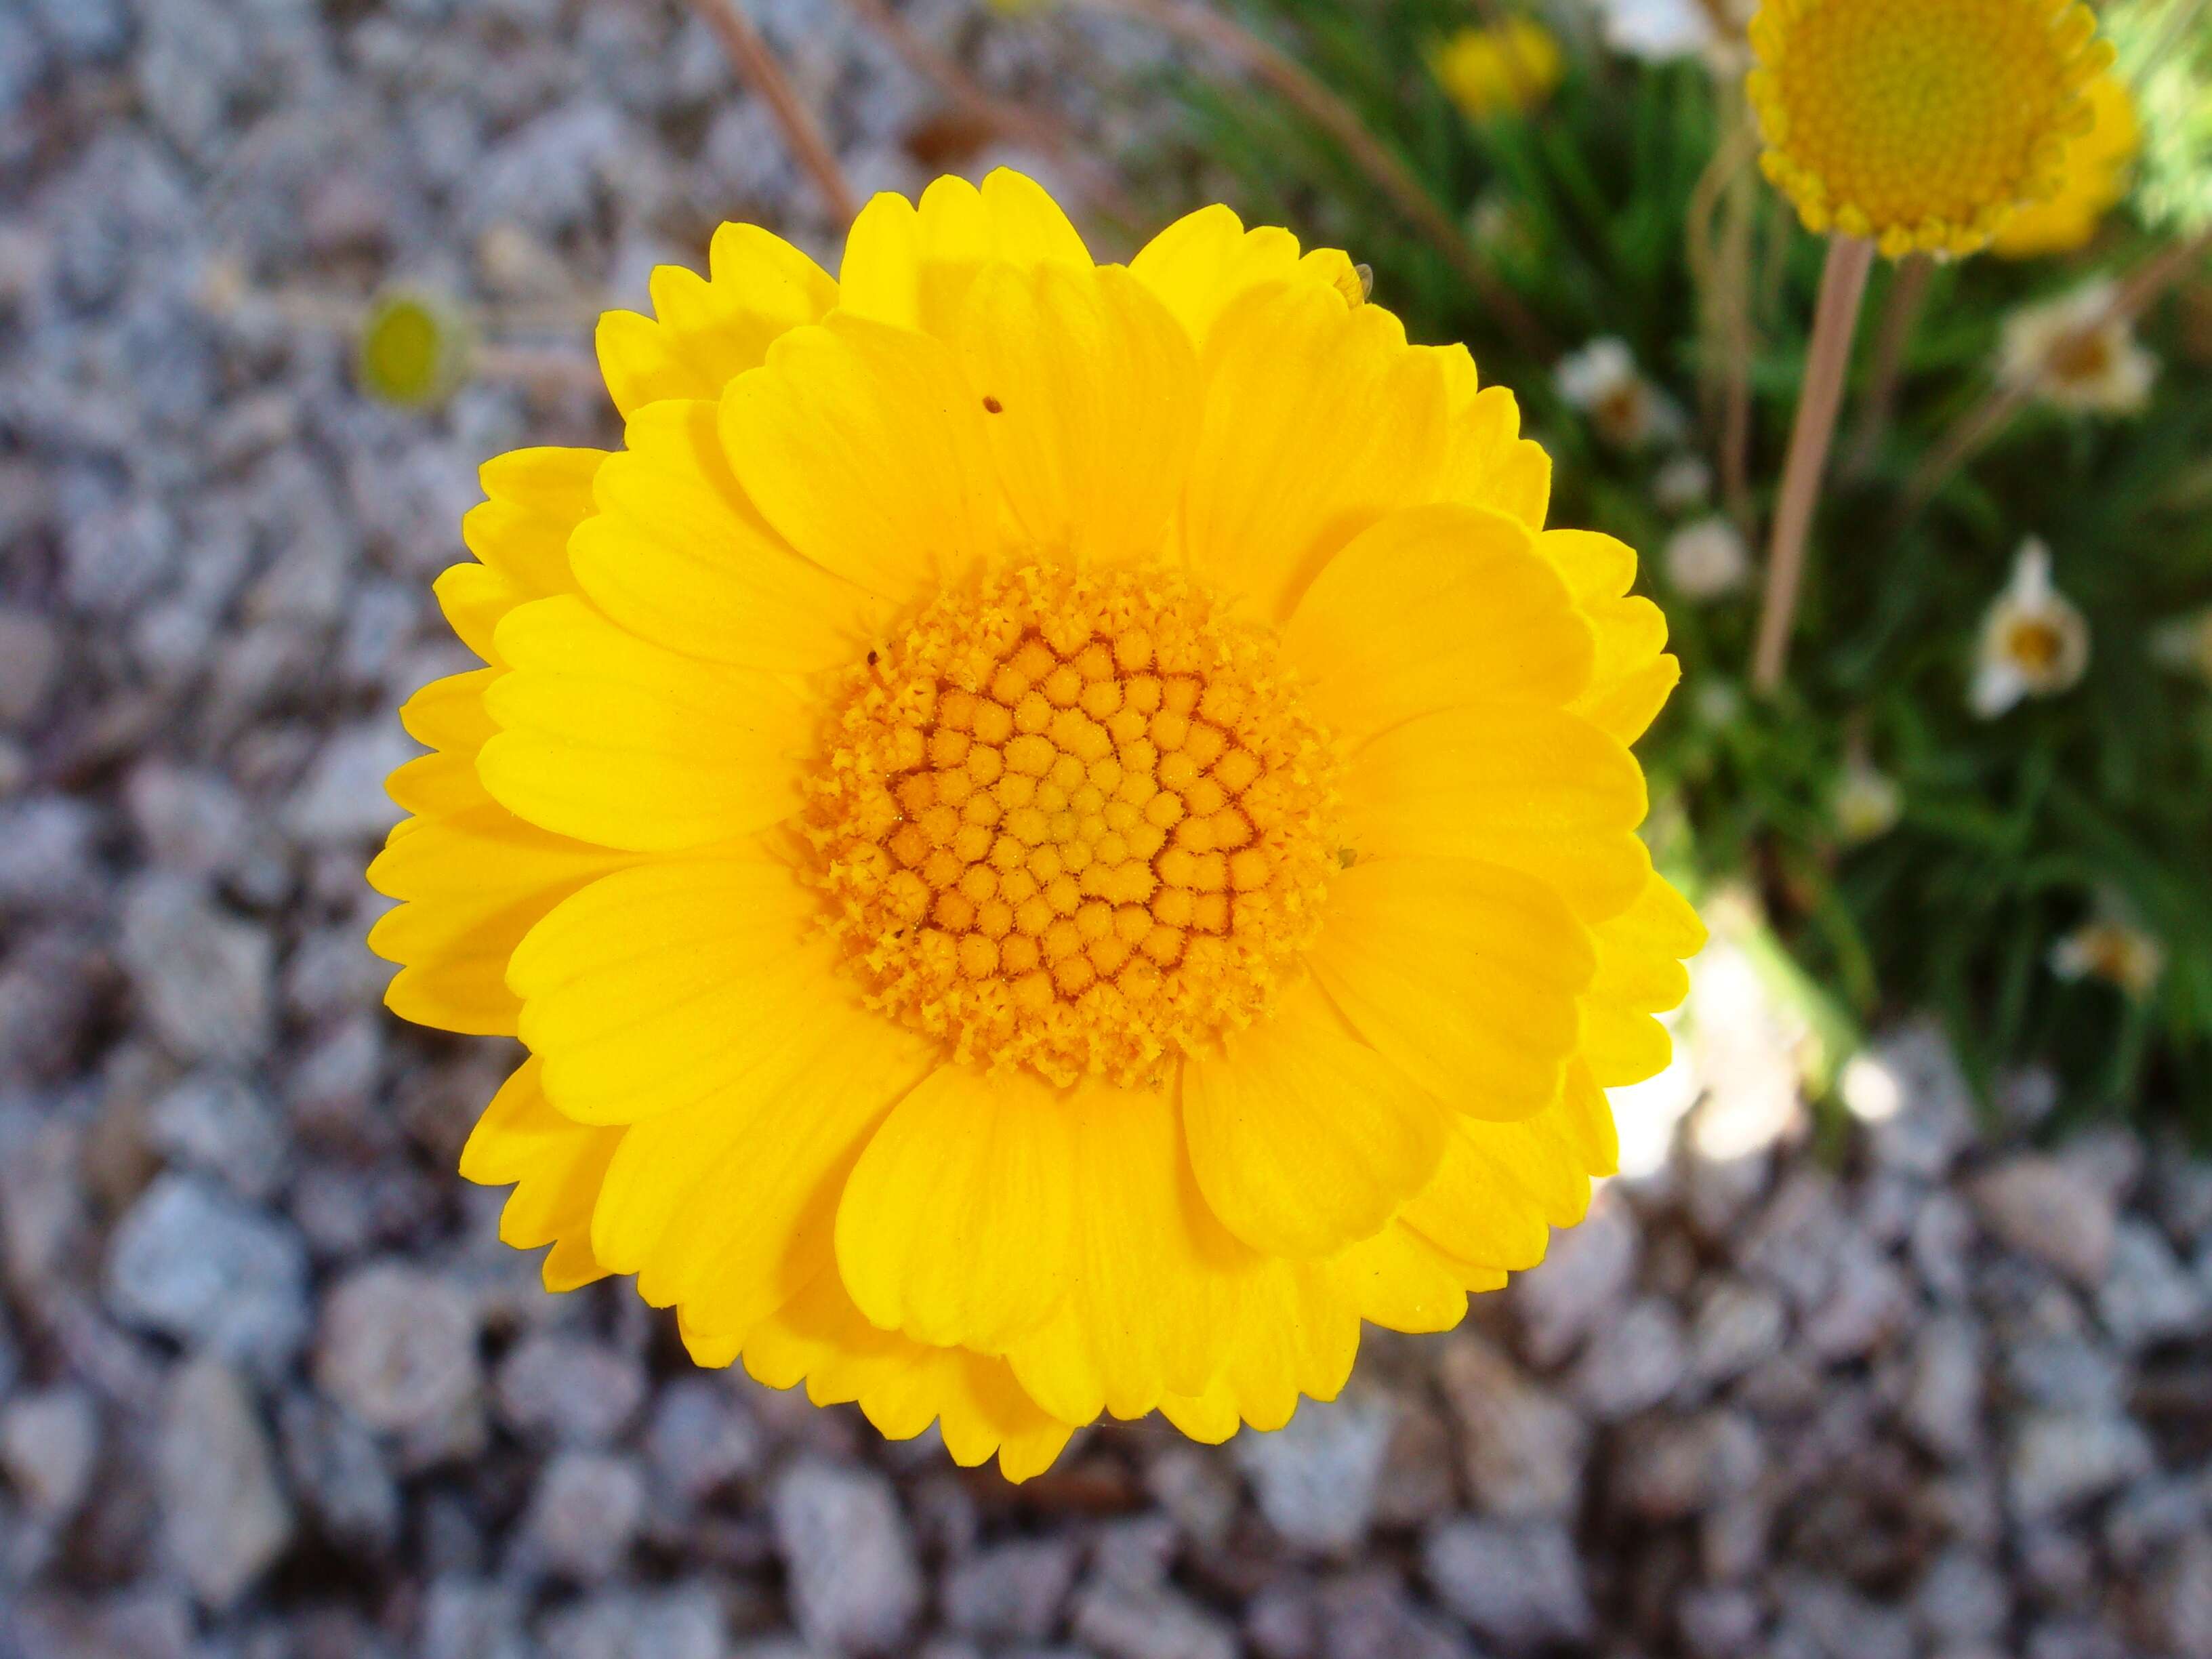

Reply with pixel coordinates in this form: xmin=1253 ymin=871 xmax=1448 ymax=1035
xmin=3 ymin=1 xmax=2212 ymax=1656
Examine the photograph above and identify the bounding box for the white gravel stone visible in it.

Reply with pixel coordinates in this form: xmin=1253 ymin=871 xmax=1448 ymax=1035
xmin=106 ymin=1172 xmax=310 ymax=1372
xmin=1234 ymin=1391 xmax=1394 ymax=1553
xmin=157 ymin=1355 xmax=295 ymax=1610
xmin=771 ymin=1459 xmax=923 ymax=1655
xmin=1970 ymin=1154 xmax=2118 ymax=1287
xmin=315 ymin=1261 xmax=480 ymax=1431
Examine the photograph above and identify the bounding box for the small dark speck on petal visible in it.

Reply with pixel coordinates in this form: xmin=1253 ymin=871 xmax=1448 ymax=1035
xmin=982 ymin=395 xmax=1004 ymax=413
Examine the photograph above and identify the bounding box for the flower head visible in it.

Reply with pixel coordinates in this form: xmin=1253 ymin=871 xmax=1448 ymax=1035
xmin=2050 ymin=905 xmax=2163 ymax=997
xmin=1991 ymin=70 xmax=2140 ymax=258
xmin=1436 ymin=18 xmax=1565 ymax=121
xmin=1971 ymin=537 xmax=2089 ymax=716
xmin=1747 ymin=0 xmax=2116 ymax=258
xmin=1556 ymin=337 xmax=1686 ymax=449
xmin=358 ymin=287 xmax=474 ymax=407
xmin=1998 ymin=280 xmax=2159 ymax=415
xmin=1664 ymin=515 xmax=1752 ymax=600
xmin=369 ymin=171 xmax=1699 ymax=1480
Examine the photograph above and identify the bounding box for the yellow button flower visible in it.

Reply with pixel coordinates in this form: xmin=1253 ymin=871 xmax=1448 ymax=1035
xmin=1747 ymin=0 xmax=2117 ymax=258
xmin=369 ymin=171 xmax=1702 ymax=1480
xmin=1992 ymin=70 xmax=2141 ymax=258
xmin=1435 ymin=18 xmax=1565 ymax=121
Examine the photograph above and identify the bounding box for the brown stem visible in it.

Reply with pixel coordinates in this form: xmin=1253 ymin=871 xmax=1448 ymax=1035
xmin=1904 ymin=228 xmax=2212 ymax=514
xmin=1843 ymin=252 xmax=1931 ymax=477
xmin=1077 ymin=0 xmax=1547 ymax=356
xmin=1752 ymin=235 xmax=1876 ymax=695
xmin=840 ymin=0 xmax=1141 ymax=224
xmin=686 ymin=0 xmax=861 ymax=223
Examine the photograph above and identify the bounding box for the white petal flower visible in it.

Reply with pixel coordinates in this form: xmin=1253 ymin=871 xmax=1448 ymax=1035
xmin=2051 ymin=914 xmax=2164 ymax=998
xmin=1998 ymin=281 xmax=2160 ymax=417
xmin=1556 ymin=337 xmax=1686 ymax=449
xmin=1971 ymin=539 xmax=2090 ymax=718
xmin=1664 ymin=515 xmax=1750 ymax=600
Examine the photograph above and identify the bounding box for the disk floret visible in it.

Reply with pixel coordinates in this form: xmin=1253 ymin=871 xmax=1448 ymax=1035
xmin=808 ymin=565 xmax=1340 ymax=1087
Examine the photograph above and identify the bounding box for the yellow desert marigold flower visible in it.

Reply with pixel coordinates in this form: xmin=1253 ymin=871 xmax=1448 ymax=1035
xmin=1992 ymin=69 xmax=2141 ymax=258
xmin=367 ymin=170 xmax=1702 ymax=1481
xmin=1435 ymin=17 xmax=1565 ymax=120
xmin=1747 ymin=0 xmax=2117 ymax=258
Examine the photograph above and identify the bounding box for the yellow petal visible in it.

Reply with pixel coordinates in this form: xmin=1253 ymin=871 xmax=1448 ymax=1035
xmin=1556 ymin=1057 xmax=1620 ymax=1179
xmin=1006 ymin=1076 xmax=1252 ymax=1425
xmin=1398 ymin=1113 xmax=1557 ymax=1271
xmin=1181 ymin=281 xmax=1448 ymax=623
xmin=479 ymin=596 xmax=812 ymax=852
xmin=572 ymin=400 xmax=879 ymax=673
xmin=1183 ymin=977 xmax=1447 ymax=1257
xmin=461 ymin=447 xmax=605 ymax=598
xmin=594 ymin=224 xmax=837 ymax=417
xmin=1431 ymin=345 xmax=1551 ymax=530
xmin=1158 ymin=1257 xmax=1359 ymax=1435
xmin=506 ymin=853 xmax=835 ymax=1126
xmin=368 ymin=796 xmax=629 ymax=1037
xmin=457 ymin=1057 xmax=623 ymax=1292
xmin=398 ymin=668 xmax=499 ymax=756
xmin=721 ymin=314 xmax=1002 ymax=609
xmin=956 ymin=261 xmax=1198 ymax=567
xmin=1581 ymin=872 xmax=1703 ymax=1086
xmin=736 ymin=1269 xmax=1077 ymax=1481
xmin=1126 ymin=203 xmax=1307 ymax=348
xmin=1338 ymin=1223 xmax=1490 ymax=1333
xmin=595 ymin=1005 xmax=934 ymax=1341
xmin=1282 ymin=502 xmax=1594 ymax=743
xmin=839 ymin=169 xmax=1090 ymax=340
xmin=1534 ymin=529 xmax=1678 ymax=745
xmin=834 ymin=1064 xmax=1076 ymax=1353
xmin=1343 ymin=703 xmax=1650 ymax=922
xmin=1312 ymin=855 xmax=1593 ymax=1120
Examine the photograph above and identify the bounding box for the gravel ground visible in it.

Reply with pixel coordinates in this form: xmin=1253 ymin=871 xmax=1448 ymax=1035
xmin=4 ymin=3 xmax=2212 ymax=1656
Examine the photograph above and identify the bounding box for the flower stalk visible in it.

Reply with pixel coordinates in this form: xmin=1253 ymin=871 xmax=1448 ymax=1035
xmin=1752 ymin=234 xmax=1877 ymax=694
xmin=687 ymin=0 xmax=860 ymax=223
xmin=1905 ymin=228 xmax=2212 ymax=513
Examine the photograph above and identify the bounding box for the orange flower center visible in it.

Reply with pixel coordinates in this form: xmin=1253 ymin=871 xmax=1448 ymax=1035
xmin=808 ymin=565 xmax=1339 ymax=1086
xmin=2006 ymin=616 xmax=2066 ymax=673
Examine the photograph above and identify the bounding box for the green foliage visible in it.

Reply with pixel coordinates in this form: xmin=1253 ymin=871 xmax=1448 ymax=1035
xmin=1133 ymin=0 xmax=2212 ymax=1128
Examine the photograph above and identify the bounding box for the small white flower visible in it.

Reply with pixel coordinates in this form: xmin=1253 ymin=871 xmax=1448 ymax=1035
xmin=2051 ymin=913 xmax=2164 ymax=998
xmin=1691 ymin=678 xmax=1742 ymax=729
xmin=1653 ymin=454 xmax=1713 ymax=513
xmin=1556 ymin=337 xmax=1685 ymax=450
xmin=1998 ymin=281 xmax=2159 ymax=416
xmin=1664 ymin=515 xmax=1750 ymax=600
xmin=1831 ymin=757 xmax=1902 ymax=844
xmin=1588 ymin=0 xmax=1752 ymax=66
xmin=1971 ymin=539 xmax=2090 ymax=717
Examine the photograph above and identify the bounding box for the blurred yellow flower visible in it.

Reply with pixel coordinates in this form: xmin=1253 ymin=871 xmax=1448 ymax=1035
xmin=368 ymin=171 xmax=1700 ymax=1481
xmin=1992 ymin=70 xmax=2141 ymax=258
xmin=358 ymin=287 xmax=474 ymax=407
xmin=1436 ymin=18 xmax=1564 ymax=121
xmin=1747 ymin=0 xmax=2116 ymax=258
